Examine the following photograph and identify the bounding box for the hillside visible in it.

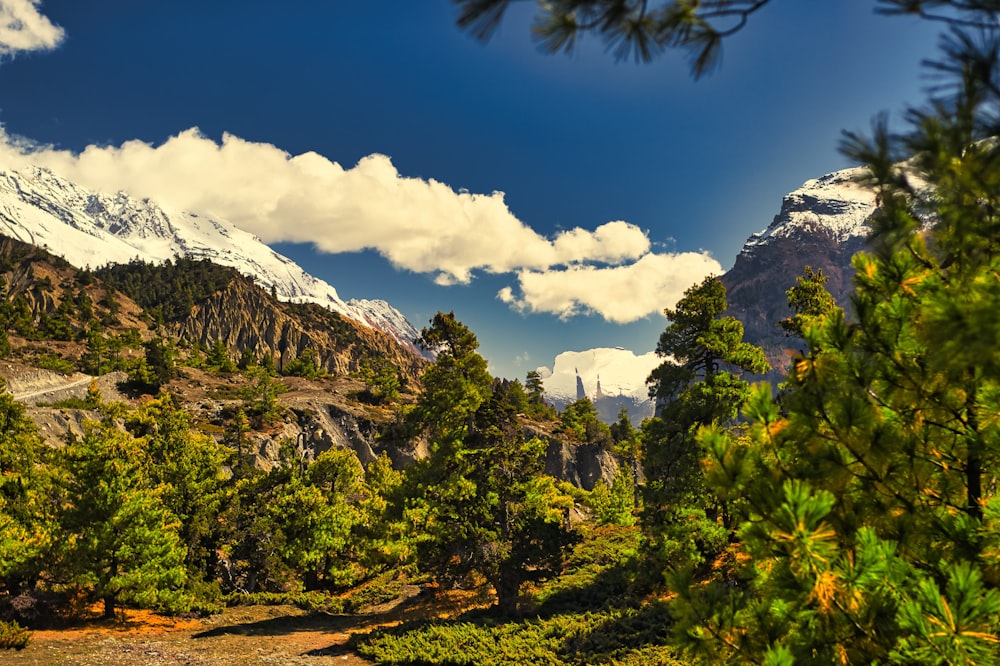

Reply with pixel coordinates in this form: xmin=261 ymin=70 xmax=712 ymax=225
xmin=0 ymin=235 xmax=617 ymax=484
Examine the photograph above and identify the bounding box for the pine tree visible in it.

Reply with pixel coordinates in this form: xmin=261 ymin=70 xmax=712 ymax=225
xmin=642 ymin=276 xmax=768 ymax=568
xmin=0 ymin=391 xmax=51 ymax=598
xmin=56 ymin=421 xmax=190 ymax=618
xmin=404 ymin=313 xmax=574 ymax=614
xmin=679 ymin=32 xmax=1000 ymax=663
xmin=124 ymin=396 xmax=227 ymax=587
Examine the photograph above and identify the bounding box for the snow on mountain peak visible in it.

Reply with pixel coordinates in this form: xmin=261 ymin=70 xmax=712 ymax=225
xmin=0 ymin=165 xmax=420 ymax=348
xmin=742 ymin=166 xmax=877 ymax=253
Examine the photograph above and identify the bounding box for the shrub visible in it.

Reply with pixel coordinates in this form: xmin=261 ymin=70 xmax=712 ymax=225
xmin=0 ymin=620 xmax=30 ymax=650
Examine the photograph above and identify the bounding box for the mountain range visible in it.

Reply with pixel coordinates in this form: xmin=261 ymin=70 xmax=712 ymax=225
xmin=0 ymin=166 xmax=420 ymax=352
xmin=0 ymin=159 xmax=880 ymax=417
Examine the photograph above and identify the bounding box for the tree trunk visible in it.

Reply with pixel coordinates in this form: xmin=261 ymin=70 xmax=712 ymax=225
xmin=967 ymin=380 xmax=983 ymax=521
xmin=494 ymin=563 xmax=521 ymax=617
xmin=103 ymin=594 xmax=116 ymax=620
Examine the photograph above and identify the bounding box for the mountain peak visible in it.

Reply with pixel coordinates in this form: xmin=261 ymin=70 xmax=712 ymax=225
xmin=742 ymin=166 xmax=877 ymax=255
xmin=0 ymin=165 xmax=420 ymax=350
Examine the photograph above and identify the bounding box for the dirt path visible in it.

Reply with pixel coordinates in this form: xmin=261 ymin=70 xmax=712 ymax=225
xmin=0 ymin=606 xmax=377 ymax=666
xmin=11 ymin=374 xmax=94 ymax=401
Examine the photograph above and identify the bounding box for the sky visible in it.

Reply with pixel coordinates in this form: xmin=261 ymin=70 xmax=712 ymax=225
xmin=0 ymin=0 xmax=945 ymax=383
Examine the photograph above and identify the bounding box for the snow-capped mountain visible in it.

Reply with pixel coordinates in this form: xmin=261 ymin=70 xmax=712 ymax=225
xmin=741 ymin=166 xmax=877 ymax=253
xmin=538 ymin=347 xmax=660 ymax=425
xmin=539 ymin=165 xmax=884 ymax=417
xmin=0 ymin=166 xmax=420 ymax=348
xmin=723 ymin=164 xmax=880 ymax=376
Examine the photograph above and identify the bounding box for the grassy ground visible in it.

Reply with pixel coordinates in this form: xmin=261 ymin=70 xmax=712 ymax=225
xmin=1 ymin=525 xmax=686 ymax=665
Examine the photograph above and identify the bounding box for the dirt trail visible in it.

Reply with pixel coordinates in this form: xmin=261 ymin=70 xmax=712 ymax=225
xmin=0 ymin=606 xmax=376 ymax=666
xmin=11 ymin=374 xmax=94 ymax=401
xmin=0 ymin=362 xmax=127 ymax=405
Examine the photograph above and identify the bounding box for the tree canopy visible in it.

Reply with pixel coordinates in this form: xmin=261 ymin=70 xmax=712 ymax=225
xmin=672 ymin=29 xmax=1000 ymax=663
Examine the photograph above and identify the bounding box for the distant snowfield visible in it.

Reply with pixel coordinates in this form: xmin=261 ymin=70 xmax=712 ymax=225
xmin=538 ymin=347 xmax=662 ymax=403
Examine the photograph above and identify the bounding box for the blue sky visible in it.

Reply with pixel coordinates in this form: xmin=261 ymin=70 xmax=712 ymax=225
xmin=0 ymin=1 xmax=943 ymax=381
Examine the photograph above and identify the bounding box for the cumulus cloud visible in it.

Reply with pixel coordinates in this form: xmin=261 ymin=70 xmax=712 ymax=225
xmin=538 ymin=347 xmax=663 ymax=401
xmin=0 ymin=0 xmax=64 ymax=57
xmin=499 ymin=251 xmax=722 ymax=323
xmin=0 ymin=127 xmax=720 ymax=322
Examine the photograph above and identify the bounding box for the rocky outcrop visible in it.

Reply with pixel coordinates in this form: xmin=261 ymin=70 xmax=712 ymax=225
xmin=722 ymin=167 xmax=877 ymax=377
xmin=522 ymin=421 xmax=619 ymax=490
xmin=173 ymin=276 xmax=425 ymax=383
xmin=543 ymin=439 xmax=619 ymax=490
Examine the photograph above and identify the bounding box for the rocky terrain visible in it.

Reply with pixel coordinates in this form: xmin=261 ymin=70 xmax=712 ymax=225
xmin=0 ymin=235 xmax=617 ymax=488
xmin=722 ymin=166 xmax=878 ymax=377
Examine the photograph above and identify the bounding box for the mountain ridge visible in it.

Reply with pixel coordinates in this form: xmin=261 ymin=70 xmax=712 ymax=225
xmin=0 ymin=165 xmax=420 ymax=351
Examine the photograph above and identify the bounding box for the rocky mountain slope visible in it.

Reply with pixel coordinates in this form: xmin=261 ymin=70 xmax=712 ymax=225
xmin=0 ymin=165 xmax=420 ymax=350
xmin=722 ymin=166 xmax=878 ymax=375
xmin=0 ymin=236 xmax=617 ymax=488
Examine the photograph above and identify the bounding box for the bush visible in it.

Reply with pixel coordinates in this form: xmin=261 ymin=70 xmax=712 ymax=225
xmin=36 ymin=353 xmax=75 ymax=375
xmin=0 ymin=620 xmax=30 ymax=650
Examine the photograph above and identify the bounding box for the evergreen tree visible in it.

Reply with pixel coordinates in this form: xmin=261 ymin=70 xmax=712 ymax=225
xmin=240 ymin=367 xmax=289 ymax=427
xmin=124 ymin=396 xmax=227 ymax=587
xmin=560 ymin=397 xmax=613 ymax=448
xmin=678 ymin=32 xmax=1000 ymax=663
xmin=0 ymin=391 xmax=51 ymax=598
xmin=642 ymin=276 xmax=768 ymax=568
xmin=525 ymin=369 xmax=545 ymax=404
xmin=206 ymin=339 xmax=237 ymax=373
xmin=282 ymin=348 xmax=325 ymax=378
xmin=405 ymin=312 xmax=574 ymax=614
xmin=56 ymin=421 xmax=190 ymax=618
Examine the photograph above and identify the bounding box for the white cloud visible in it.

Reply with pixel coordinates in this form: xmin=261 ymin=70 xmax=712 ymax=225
xmin=0 ymin=0 xmax=64 ymax=57
xmin=538 ymin=347 xmax=664 ymax=401
xmin=1 ymin=128 xmax=652 ymax=283
xmin=499 ymin=251 xmax=722 ymax=323
xmin=0 ymin=127 xmax=719 ymax=324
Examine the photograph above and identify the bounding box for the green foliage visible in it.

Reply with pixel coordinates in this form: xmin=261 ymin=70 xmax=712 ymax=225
xmin=34 ymin=353 xmax=74 ymax=375
xmin=357 ymin=357 xmax=403 ymax=404
xmin=56 ymin=420 xmax=192 ymax=617
xmin=454 ymin=0 xmax=776 ymax=77
xmin=525 ymin=369 xmax=545 ymax=403
xmin=673 ymin=31 xmax=1000 ymax=662
xmin=642 ymin=276 xmax=768 ymax=569
xmin=123 ymin=396 xmax=228 ymax=586
xmin=205 ymin=339 xmax=237 ymax=373
xmin=281 ymin=347 xmax=325 ymax=378
xmin=0 ymin=391 xmax=52 ymax=597
xmin=222 ymin=590 xmax=352 ymax=614
xmin=559 ymin=397 xmax=613 ymax=448
xmin=239 ymin=367 xmax=289 ymax=427
xmin=587 ymin=469 xmax=637 ymax=527
xmin=219 ymin=446 xmax=371 ymax=594
xmin=354 ymin=603 xmax=683 ymax=665
xmin=778 ymin=265 xmax=839 ymax=341
xmin=406 ymin=313 xmax=575 ymax=615
xmin=0 ymin=620 xmax=30 ymax=650
xmin=414 ymin=311 xmax=492 ymax=441
xmin=531 ymin=524 xmax=641 ymax=612
xmin=124 ymin=338 xmax=178 ymax=393
xmin=95 ymin=257 xmax=238 ymax=323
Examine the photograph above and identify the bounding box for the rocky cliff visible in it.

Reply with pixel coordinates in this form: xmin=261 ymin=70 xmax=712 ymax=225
xmin=173 ymin=275 xmax=424 ymax=383
xmin=722 ymin=166 xmax=877 ymax=375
